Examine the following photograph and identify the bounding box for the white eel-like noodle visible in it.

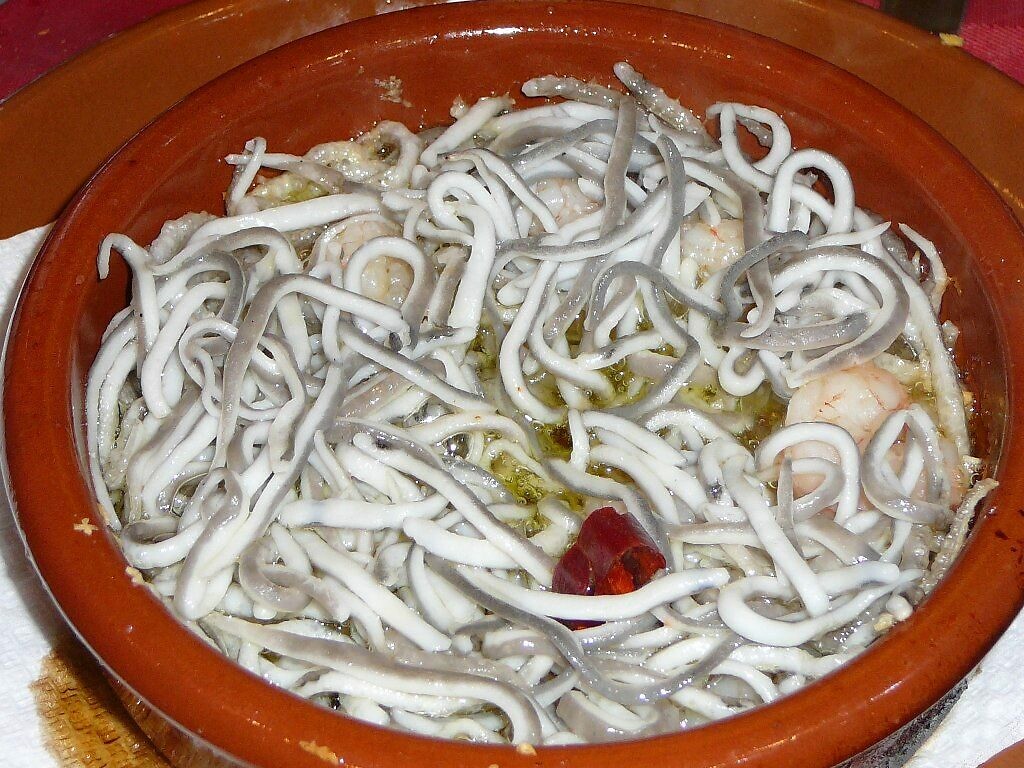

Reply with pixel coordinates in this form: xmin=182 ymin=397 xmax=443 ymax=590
xmin=87 ymin=65 xmax=995 ymax=746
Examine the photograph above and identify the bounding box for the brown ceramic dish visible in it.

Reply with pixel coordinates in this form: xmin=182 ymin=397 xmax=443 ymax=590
xmin=981 ymin=741 xmax=1024 ymax=768
xmin=5 ymin=2 xmax=1024 ymax=766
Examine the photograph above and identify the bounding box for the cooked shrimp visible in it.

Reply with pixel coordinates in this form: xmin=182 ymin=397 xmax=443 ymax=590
xmin=786 ymin=362 xmax=966 ymax=506
xmin=532 ymin=177 xmax=600 ymax=227
xmin=357 ymin=253 xmax=415 ymax=309
xmin=680 ymin=218 xmax=744 ymax=276
xmin=322 ymin=217 xmax=413 ymax=308
xmin=786 ymin=362 xmax=909 ymax=497
xmin=332 ymin=217 xmax=400 ymax=263
xmin=786 ymin=362 xmax=909 ymax=449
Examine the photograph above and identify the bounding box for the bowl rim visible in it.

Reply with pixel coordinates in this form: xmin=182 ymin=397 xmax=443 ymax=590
xmin=5 ymin=1 xmax=1024 ymax=766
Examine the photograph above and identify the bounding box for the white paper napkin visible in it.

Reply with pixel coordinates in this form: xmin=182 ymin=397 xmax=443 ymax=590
xmin=0 ymin=223 xmax=72 ymax=768
xmin=0 ymin=225 xmax=1019 ymax=768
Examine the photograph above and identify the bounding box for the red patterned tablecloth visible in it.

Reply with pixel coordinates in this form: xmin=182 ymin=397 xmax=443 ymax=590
xmin=961 ymin=1 xmax=1024 ymax=82
xmin=0 ymin=0 xmax=1022 ymax=102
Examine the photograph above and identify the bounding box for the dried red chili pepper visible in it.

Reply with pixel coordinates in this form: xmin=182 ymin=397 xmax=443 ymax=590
xmin=551 ymin=544 xmax=595 ymax=596
xmin=552 ymin=506 xmax=666 ymax=629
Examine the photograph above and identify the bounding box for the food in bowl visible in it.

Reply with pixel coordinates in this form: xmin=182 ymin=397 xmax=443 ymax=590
xmin=85 ymin=63 xmax=995 ymax=745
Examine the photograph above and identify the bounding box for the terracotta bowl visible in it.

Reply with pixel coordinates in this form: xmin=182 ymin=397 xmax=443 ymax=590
xmin=5 ymin=1 xmax=1024 ymax=766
